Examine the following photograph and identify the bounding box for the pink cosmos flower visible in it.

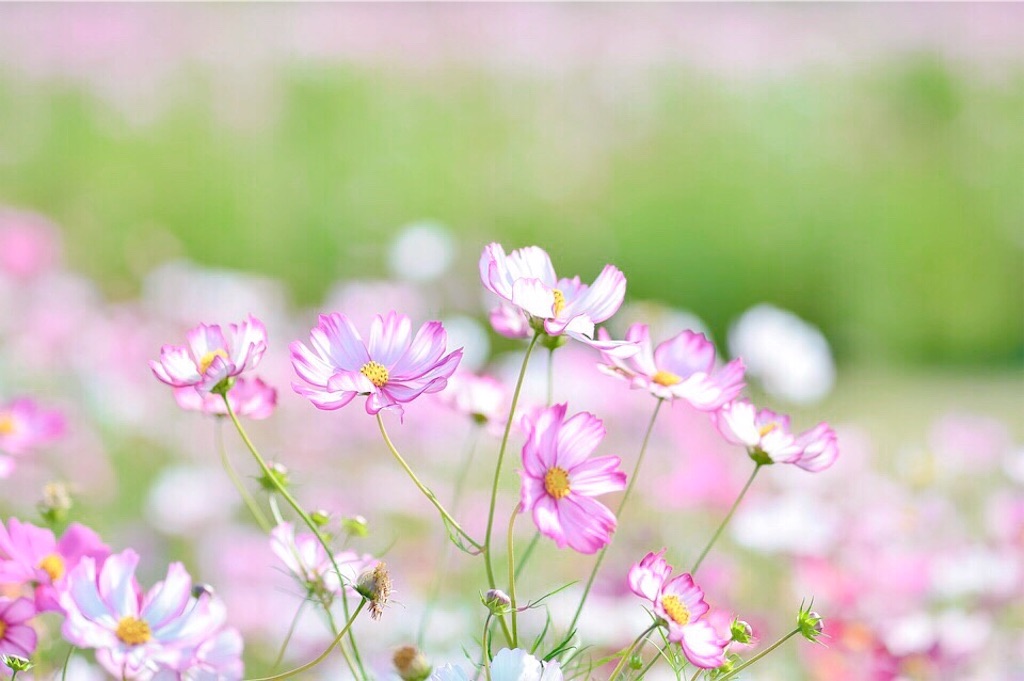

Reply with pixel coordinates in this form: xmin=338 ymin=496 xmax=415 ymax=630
xmin=0 ymin=397 xmax=66 ymax=459
xmin=713 ymin=400 xmax=839 ymax=471
xmin=60 ymin=550 xmax=234 ymax=679
xmin=172 ymin=377 xmax=277 ymax=420
xmin=290 ymin=311 xmax=462 ymax=418
xmin=0 ymin=518 xmax=109 ymax=612
xmin=150 ymin=315 xmax=268 ymax=394
xmin=0 ymin=207 xmax=61 ymax=280
xmin=0 ymin=597 xmax=38 ymax=659
xmin=149 ymin=626 xmax=244 ymax=680
xmin=269 ymin=522 xmax=375 ymax=599
xmin=518 ymin=404 xmax=627 ymax=554
xmin=438 ymin=371 xmax=506 ymax=424
xmin=479 ymin=243 xmax=636 ymax=357
xmin=597 ymin=324 xmax=745 ymax=409
xmin=627 ymin=550 xmax=729 ymax=669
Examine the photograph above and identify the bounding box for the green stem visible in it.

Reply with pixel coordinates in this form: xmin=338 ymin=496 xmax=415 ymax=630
xmin=514 ymin=531 xmax=540 ymax=580
xmin=222 ymin=395 xmax=367 ymax=680
xmin=61 ymin=646 xmax=76 ymax=681
xmin=567 ymin=398 xmax=664 ymax=635
xmin=506 ymin=505 xmax=521 ymax=648
xmin=690 ymin=464 xmax=762 ymax=575
xmin=246 ymin=600 xmax=367 ymax=681
xmin=608 ymin=623 xmax=660 ymax=681
xmin=215 ymin=418 xmax=271 ymax=532
xmin=482 ymin=613 xmax=494 ymax=681
xmin=376 ymin=414 xmax=482 ymax=551
xmin=715 ymin=628 xmax=800 ymax=681
xmin=272 ymin=600 xmax=308 ymax=671
xmin=484 ymin=334 xmax=540 ymax=591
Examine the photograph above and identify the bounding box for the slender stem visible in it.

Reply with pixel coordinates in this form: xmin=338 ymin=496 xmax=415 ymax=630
xmin=484 ymin=334 xmax=540 ymax=590
xmin=506 ymin=505 xmax=521 ymax=648
xmin=61 ymin=646 xmax=76 ymax=681
xmin=482 ymin=613 xmax=494 ymax=681
xmin=246 ymin=600 xmax=367 ymax=681
xmin=568 ymin=398 xmax=664 ymax=635
xmin=637 ymin=643 xmax=665 ymax=678
xmin=222 ymin=395 xmax=367 ymax=680
xmin=272 ymin=600 xmax=308 ymax=671
xmin=376 ymin=414 xmax=482 ymax=550
xmin=514 ymin=531 xmax=540 ymax=580
xmin=215 ymin=418 xmax=271 ymax=532
xmin=690 ymin=464 xmax=762 ymax=575
xmin=715 ymin=628 xmax=800 ymax=681
xmin=608 ymin=623 xmax=660 ymax=681
xmin=688 ymin=667 xmax=702 ymax=681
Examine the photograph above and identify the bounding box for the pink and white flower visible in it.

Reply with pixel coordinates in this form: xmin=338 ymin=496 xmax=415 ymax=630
xmin=59 ymin=550 xmax=236 ymax=679
xmin=438 ymin=371 xmax=506 ymax=424
xmin=269 ymin=522 xmax=375 ymax=598
xmin=597 ymin=324 xmax=745 ymax=409
xmin=0 ymin=518 xmax=109 ymax=612
xmin=431 ymin=648 xmax=563 ymax=681
xmin=150 ymin=315 xmax=268 ymax=394
xmin=290 ymin=311 xmax=462 ymax=418
xmin=713 ymin=400 xmax=839 ymax=471
xmin=519 ymin=404 xmax=627 ymax=554
xmin=0 ymin=398 xmax=65 ymax=463
xmin=479 ymin=243 xmax=636 ymax=356
xmin=627 ymin=550 xmax=729 ymax=669
xmin=172 ymin=377 xmax=277 ymax=420
xmin=0 ymin=597 xmax=38 ymax=659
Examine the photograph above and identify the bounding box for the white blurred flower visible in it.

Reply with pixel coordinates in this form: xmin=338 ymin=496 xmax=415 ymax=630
xmin=728 ymin=304 xmax=835 ymax=404
xmin=389 ymin=221 xmax=457 ymax=282
xmin=146 ymin=465 xmax=238 ymax=535
xmin=731 ymin=493 xmax=839 ymax=556
xmin=440 ymin=314 xmax=490 ymax=372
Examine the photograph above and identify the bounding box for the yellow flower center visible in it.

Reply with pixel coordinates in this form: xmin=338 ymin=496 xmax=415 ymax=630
xmin=544 ymin=467 xmax=571 ymax=499
xmin=652 ymin=370 xmax=682 ymax=387
xmin=0 ymin=621 xmax=6 ymax=639
xmin=115 ymin=616 xmax=152 ymax=646
xmin=758 ymin=422 xmax=778 ymax=438
xmin=198 ymin=349 xmax=229 ymax=375
xmin=0 ymin=414 xmax=15 ymax=436
xmin=552 ymin=289 xmax=566 ymax=317
xmin=661 ymin=594 xmax=691 ymax=626
xmin=38 ymin=553 xmax=65 ymax=582
xmin=360 ymin=361 xmax=389 ymax=388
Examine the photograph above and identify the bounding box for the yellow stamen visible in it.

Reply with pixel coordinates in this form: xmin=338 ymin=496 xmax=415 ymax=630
xmin=0 ymin=414 xmax=15 ymax=436
xmin=758 ymin=422 xmax=778 ymax=438
xmin=360 ymin=361 xmax=389 ymax=388
xmin=652 ymin=370 xmax=682 ymax=387
xmin=198 ymin=349 xmax=229 ymax=375
xmin=544 ymin=467 xmax=571 ymax=499
xmin=38 ymin=553 xmax=65 ymax=582
xmin=115 ymin=616 xmax=152 ymax=646
xmin=0 ymin=621 xmax=5 ymax=639
xmin=552 ymin=289 xmax=566 ymax=317
xmin=661 ymin=594 xmax=691 ymax=626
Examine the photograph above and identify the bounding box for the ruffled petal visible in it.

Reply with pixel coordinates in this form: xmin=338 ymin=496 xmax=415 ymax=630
xmin=368 ymin=311 xmax=414 ymax=368
xmin=567 ymin=455 xmax=626 ymax=497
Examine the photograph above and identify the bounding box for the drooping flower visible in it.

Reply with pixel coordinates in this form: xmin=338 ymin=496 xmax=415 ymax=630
xmin=431 ymin=648 xmax=563 ymax=681
xmin=713 ymin=400 xmax=839 ymax=471
xmin=172 ymin=377 xmax=277 ymax=419
xmin=290 ymin=311 xmax=462 ymax=418
xmin=0 ymin=518 xmax=109 ymax=612
xmin=0 ymin=398 xmax=65 ymax=467
xmin=479 ymin=243 xmax=636 ymax=357
xmin=150 ymin=315 xmax=268 ymax=394
xmin=269 ymin=522 xmax=375 ymax=599
xmin=59 ymin=550 xmax=234 ymax=679
xmin=597 ymin=324 xmax=745 ymax=409
xmin=519 ymin=404 xmax=627 ymax=554
xmin=0 ymin=597 xmax=38 ymax=659
xmin=627 ymin=550 xmax=729 ymax=669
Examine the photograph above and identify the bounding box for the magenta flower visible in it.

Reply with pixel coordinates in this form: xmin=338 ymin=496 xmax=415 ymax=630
xmin=627 ymin=550 xmax=729 ymax=669
xmin=518 ymin=404 xmax=627 ymax=554
xmin=479 ymin=243 xmax=636 ymax=356
xmin=60 ymin=550 xmax=232 ymax=679
xmin=0 ymin=398 xmax=65 ymax=469
xmin=713 ymin=400 xmax=839 ymax=471
xmin=0 ymin=597 xmax=38 ymax=659
xmin=290 ymin=311 xmax=462 ymax=418
xmin=269 ymin=522 xmax=375 ymax=598
xmin=150 ymin=315 xmax=268 ymax=394
xmin=597 ymin=324 xmax=745 ymax=409
xmin=0 ymin=518 xmax=109 ymax=612
xmin=172 ymin=377 xmax=277 ymax=420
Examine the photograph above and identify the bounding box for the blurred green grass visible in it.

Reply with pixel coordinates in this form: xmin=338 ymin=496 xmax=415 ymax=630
xmin=0 ymin=56 xmax=1021 ymax=366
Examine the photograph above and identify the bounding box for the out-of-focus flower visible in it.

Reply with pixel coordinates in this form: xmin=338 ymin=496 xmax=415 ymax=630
xmin=597 ymin=324 xmax=744 ymax=409
xmin=0 ymin=207 xmax=61 ymax=280
xmin=728 ymin=304 xmax=834 ymax=404
xmin=269 ymin=522 xmax=375 ymax=599
xmin=713 ymin=400 xmax=838 ymax=472
xmin=59 ymin=550 xmax=236 ymax=679
xmin=627 ymin=550 xmax=729 ymax=669
xmin=150 ymin=316 xmax=268 ymax=394
xmin=389 ymin=221 xmax=457 ymax=282
xmin=0 ymin=398 xmax=66 ymax=464
xmin=518 ymin=404 xmax=626 ymax=554
xmin=431 ymin=648 xmax=562 ymax=681
xmin=0 ymin=518 xmax=109 ymax=612
xmin=290 ymin=311 xmax=462 ymax=418
xmin=438 ymin=371 xmax=506 ymax=424
xmin=149 ymin=624 xmax=245 ymax=680
xmin=479 ymin=243 xmax=636 ymax=357
xmin=172 ymin=377 xmax=277 ymax=420
xmin=0 ymin=598 xmax=38 ymax=660
xmin=145 ymin=466 xmax=238 ymax=536
xmin=393 ymin=645 xmax=433 ymax=681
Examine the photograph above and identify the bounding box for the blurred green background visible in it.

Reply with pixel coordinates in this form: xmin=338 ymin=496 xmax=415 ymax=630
xmin=0 ymin=4 xmax=1021 ymax=369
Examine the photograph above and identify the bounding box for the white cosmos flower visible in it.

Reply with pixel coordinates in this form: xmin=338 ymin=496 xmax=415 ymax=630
xmin=431 ymin=649 xmax=563 ymax=681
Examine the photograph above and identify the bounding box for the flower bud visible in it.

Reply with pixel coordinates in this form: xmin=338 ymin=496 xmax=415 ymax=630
xmin=38 ymin=481 xmax=72 ymax=526
xmin=628 ymin=653 xmax=643 ymax=670
xmin=1 ymin=655 xmax=33 ymax=673
xmin=311 ymin=509 xmax=332 ymax=527
xmin=482 ymin=588 xmax=512 ymax=615
xmin=356 ymin=562 xmax=392 ymax=620
xmin=192 ymin=583 xmax=216 ymax=600
xmin=343 ymin=514 xmax=369 ymax=538
xmin=729 ymin=618 xmax=754 ymax=644
xmin=797 ymin=600 xmax=825 ymax=643
xmin=393 ymin=645 xmax=432 ymax=681
xmin=258 ymin=462 xmax=290 ymax=492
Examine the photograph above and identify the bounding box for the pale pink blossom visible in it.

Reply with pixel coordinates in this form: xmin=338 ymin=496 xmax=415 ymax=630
xmin=518 ymin=404 xmax=626 ymax=554
xmin=0 ymin=597 xmax=38 ymax=659
xmin=0 ymin=398 xmax=66 ymax=465
xmin=438 ymin=371 xmax=506 ymax=424
xmin=150 ymin=315 xmax=268 ymax=394
xmin=172 ymin=377 xmax=277 ymax=419
xmin=597 ymin=324 xmax=744 ymax=409
xmin=0 ymin=207 xmax=61 ymax=279
xmin=713 ymin=400 xmax=838 ymax=471
xmin=269 ymin=522 xmax=375 ymax=599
